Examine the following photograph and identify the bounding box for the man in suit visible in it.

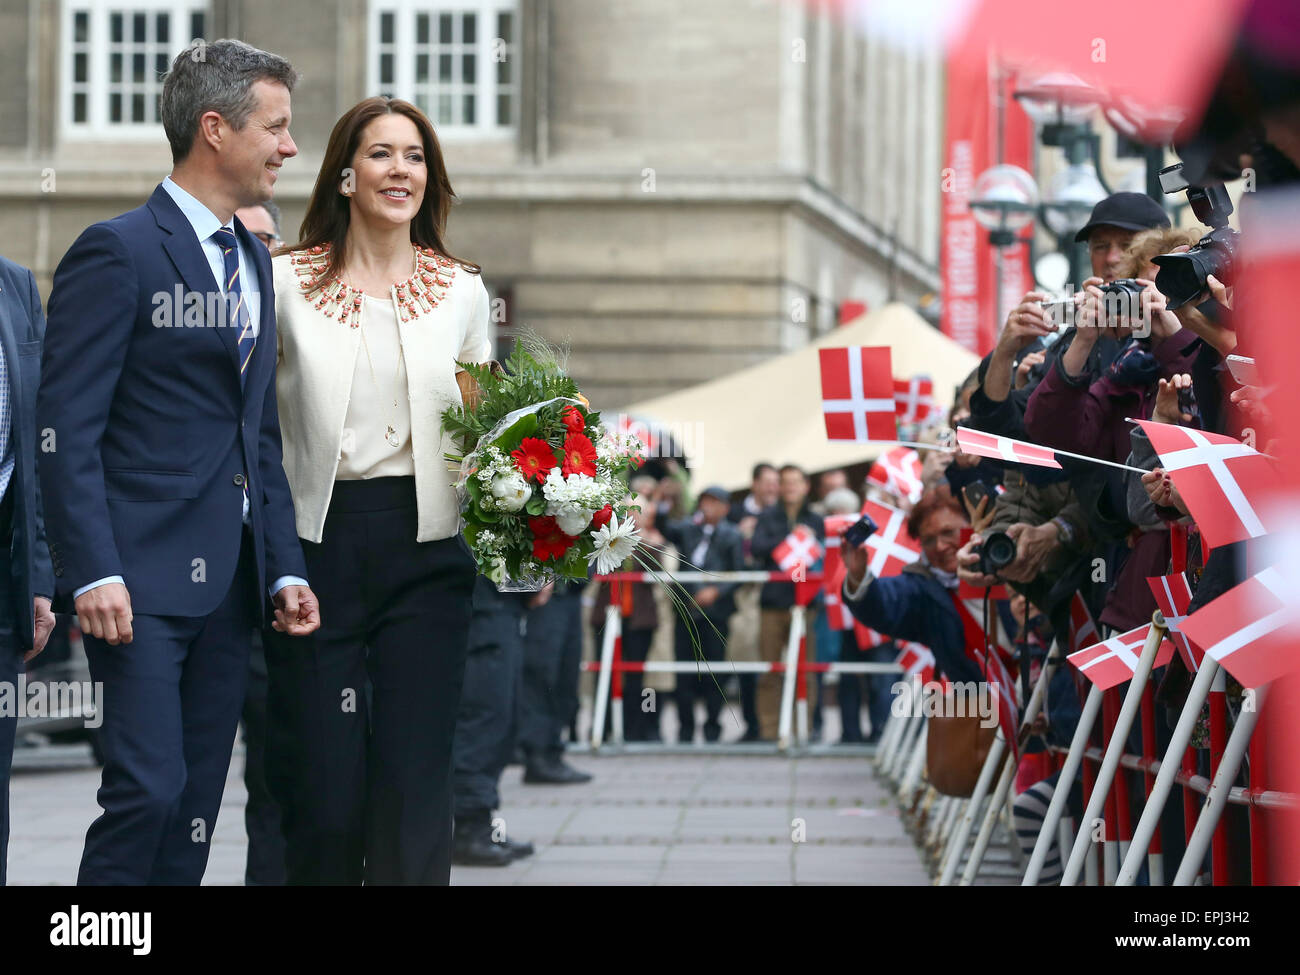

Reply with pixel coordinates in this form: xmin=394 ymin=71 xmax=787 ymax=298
xmin=750 ymin=465 xmax=824 ymax=741
xmin=0 ymin=257 xmax=57 ymax=885
xmin=662 ymin=486 xmax=745 ymax=743
xmin=38 ymin=39 xmax=319 ymax=885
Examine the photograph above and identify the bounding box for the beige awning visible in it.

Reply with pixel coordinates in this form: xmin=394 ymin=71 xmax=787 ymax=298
xmin=623 ymin=302 xmax=980 ymax=491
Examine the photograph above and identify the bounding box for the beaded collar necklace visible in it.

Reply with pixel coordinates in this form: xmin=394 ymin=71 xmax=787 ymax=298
xmin=289 ymin=244 xmax=458 ymax=328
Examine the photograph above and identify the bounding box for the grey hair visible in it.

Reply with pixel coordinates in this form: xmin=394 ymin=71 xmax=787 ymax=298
xmin=161 ymin=38 xmax=298 ymax=164
xmin=823 ymin=487 xmax=862 ymax=515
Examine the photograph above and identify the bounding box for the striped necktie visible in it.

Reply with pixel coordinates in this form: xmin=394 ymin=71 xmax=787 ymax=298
xmin=212 ymin=227 xmax=255 ymax=385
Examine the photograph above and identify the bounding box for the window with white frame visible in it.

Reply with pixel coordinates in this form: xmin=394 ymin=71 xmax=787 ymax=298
xmin=370 ymin=1 xmax=518 ymax=138
xmin=64 ymin=1 xmax=207 ymax=137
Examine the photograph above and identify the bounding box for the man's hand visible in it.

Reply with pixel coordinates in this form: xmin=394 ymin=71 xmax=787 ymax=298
xmin=999 ymin=522 xmax=1059 ymax=584
xmin=75 ymin=583 xmax=133 ymax=646
xmin=996 ymin=292 xmax=1056 ymax=354
xmin=272 ymin=585 xmax=321 ymax=636
xmin=26 ymin=597 xmax=56 ymax=663
xmin=956 ymin=533 xmax=999 ymax=588
xmin=1134 ymin=278 xmax=1182 ymax=342
xmin=694 ymin=585 xmax=719 ymax=609
xmin=528 ymin=581 xmax=554 ymax=609
xmin=1015 ymin=350 xmax=1046 ymax=389
xmin=843 ymin=539 xmax=870 ymax=592
xmin=1153 ymin=374 xmax=1194 ymax=425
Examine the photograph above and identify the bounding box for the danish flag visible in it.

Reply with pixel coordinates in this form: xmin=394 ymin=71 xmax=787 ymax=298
xmin=1068 ymin=592 xmax=1100 ymax=654
xmin=1147 ymin=572 xmax=1201 ymax=671
xmin=773 ymin=524 xmax=823 ymax=575
xmin=819 ymin=347 xmax=897 ymax=442
xmin=821 ymin=514 xmax=858 ymax=630
xmin=1136 ymin=419 xmax=1278 ymax=552
xmin=896 ymin=642 xmax=935 ymax=684
xmin=1178 ymin=565 xmax=1299 ymax=689
xmin=854 ymin=621 xmax=887 ymax=650
xmin=866 ymin=446 xmax=925 ymax=505
xmin=894 ymin=376 xmax=937 ymax=425
xmin=1068 ymin=624 xmax=1174 ymax=691
xmin=859 ymin=499 xmax=921 ymax=578
xmin=955 ymin=427 xmax=1062 ymax=469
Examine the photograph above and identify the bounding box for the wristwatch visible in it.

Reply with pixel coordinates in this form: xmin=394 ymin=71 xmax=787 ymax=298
xmin=1051 ymin=515 xmax=1075 ymax=547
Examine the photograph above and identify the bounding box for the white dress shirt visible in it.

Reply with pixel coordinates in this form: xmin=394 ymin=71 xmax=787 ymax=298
xmin=74 ymin=177 xmax=305 ymax=600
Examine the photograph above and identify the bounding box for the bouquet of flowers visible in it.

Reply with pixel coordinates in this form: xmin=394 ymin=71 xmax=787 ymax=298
xmin=442 ymin=336 xmax=649 ymax=591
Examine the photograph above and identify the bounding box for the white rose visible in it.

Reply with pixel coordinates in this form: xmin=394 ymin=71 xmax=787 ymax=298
xmin=490 ymin=473 xmax=531 ymax=512
xmin=555 ymin=508 xmax=592 ymax=536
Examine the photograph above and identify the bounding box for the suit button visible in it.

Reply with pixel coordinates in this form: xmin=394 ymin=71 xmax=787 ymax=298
xmin=53 ymin=567 xmax=63 ymax=577
xmin=233 ymin=473 xmax=246 ymax=486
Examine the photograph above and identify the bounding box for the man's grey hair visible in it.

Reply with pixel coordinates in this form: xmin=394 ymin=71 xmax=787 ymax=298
xmin=161 ymin=39 xmax=297 ymax=164
xmin=823 ymin=487 xmax=862 ymax=515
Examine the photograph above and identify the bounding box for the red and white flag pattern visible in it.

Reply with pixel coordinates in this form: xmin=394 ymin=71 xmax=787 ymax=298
xmin=866 ymin=446 xmax=924 ymax=504
xmin=773 ymin=524 xmax=822 ymax=574
xmin=955 ymin=427 xmax=1062 ymax=469
xmin=1136 ymin=419 xmax=1278 ymax=552
xmin=1068 ymin=592 xmax=1100 ymax=654
xmin=821 ymin=514 xmax=858 ymax=630
xmin=896 ymin=642 xmax=936 ymax=684
xmin=854 ymin=621 xmax=887 ymax=650
xmin=819 ymin=347 xmax=897 ymax=442
xmin=859 ymin=499 xmax=921 ymax=578
xmin=1146 ymin=572 xmax=1201 ymax=671
xmin=1179 ymin=565 xmax=1299 ymax=689
xmin=894 ymin=376 xmax=937 ymax=425
xmin=1068 ymin=624 xmax=1174 ymax=691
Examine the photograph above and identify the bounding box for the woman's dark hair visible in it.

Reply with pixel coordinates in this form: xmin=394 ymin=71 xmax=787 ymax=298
xmin=907 ymin=484 xmax=965 ymax=541
xmin=278 ymin=96 xmax=479 ymax=293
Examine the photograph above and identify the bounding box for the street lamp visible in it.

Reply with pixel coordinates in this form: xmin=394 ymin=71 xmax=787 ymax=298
xmin=1014 ymin=72 xmax=1099 ymax=147
xmin=1041 ymin=159 xmax=1107 ymax=285
xmin=969 ymin=164 xmax=1039 ymax=246
xmin=969 ymin=164 xmax=1038 ymax=337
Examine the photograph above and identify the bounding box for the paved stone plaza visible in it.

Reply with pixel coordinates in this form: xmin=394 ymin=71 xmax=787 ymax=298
xmin=8 ymin=746 xmax=929 ymax=885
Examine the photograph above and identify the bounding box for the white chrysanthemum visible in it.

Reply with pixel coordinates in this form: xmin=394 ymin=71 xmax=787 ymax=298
xmin=587 ymin=513 xmax=640 ymax=574
xmin=490 ymin=471 xmax=532 ymax=512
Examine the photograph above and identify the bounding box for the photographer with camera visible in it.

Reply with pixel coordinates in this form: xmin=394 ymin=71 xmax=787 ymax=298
xmin=840 ymin=486 xmax=982 ymax=685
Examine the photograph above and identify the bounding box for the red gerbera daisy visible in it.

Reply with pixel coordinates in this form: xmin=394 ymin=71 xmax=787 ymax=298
xmin=561 ymin=432 xmax=598 ymax=477
xmin=529 ymin=515 xmax=577 ymax=561
xmin=512 ymin=436 xmax=559 ymax=483
xmin=561 ymin=405 xmax=585 ymax=433
xmin=591 ymin=504 xmax=614 ymax=530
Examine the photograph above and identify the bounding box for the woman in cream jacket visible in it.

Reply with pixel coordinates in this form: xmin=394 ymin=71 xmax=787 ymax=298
xmin=265 ymin=96 xmax=489 ymax=886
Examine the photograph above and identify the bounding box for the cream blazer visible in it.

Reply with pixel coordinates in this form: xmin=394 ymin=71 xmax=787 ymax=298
xmin=272 ymin=247 xmax=492 ymax=543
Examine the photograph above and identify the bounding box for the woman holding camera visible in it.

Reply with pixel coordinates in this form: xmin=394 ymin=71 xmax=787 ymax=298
xmin=264 ymin=96 xmax=491 ymax=885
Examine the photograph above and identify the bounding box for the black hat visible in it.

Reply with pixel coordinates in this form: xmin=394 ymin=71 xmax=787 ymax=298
xmin=699 ymin=485 xmax=731 ymax=503
xmin=1073 ymin=192 xmax=1171 ymax=242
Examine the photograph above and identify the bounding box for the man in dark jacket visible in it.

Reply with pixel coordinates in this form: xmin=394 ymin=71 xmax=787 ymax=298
xmin=749 ymin=465 xmax=823 ymax=740
xmin=661 ymin=486 xmax=745 ymax=743
xmin=0 ymin=255 xmax=56 ymax=885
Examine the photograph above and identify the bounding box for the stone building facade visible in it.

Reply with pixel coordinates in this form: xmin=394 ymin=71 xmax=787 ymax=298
xmin=0 ymin=0 xmax=943 ymax=408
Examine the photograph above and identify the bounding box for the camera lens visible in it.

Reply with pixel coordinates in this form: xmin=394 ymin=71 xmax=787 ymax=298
xmin=978 ymin=530 xmax=1017 ymax=575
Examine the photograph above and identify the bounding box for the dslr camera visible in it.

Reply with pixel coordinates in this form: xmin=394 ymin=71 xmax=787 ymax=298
xmin=1152 ymin=162 xmax=1239 ymax=311
xmin=971 ymin=530 xmax=1017 ymax=579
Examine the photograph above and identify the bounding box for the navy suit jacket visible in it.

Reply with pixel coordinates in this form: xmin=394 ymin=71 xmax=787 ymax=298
xmin=38 ymin=185 xmax=307 ymax=618
xmin=0 ymin=257 xmax=55 ymax=648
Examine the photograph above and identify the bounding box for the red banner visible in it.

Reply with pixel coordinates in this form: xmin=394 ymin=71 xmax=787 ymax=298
xmin=940 ymin=41 xmax=1034 ymax=357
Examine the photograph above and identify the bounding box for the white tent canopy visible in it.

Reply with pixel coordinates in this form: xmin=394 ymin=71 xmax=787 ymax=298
xmin=622 ymin=303 xmax=981 ymax=492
